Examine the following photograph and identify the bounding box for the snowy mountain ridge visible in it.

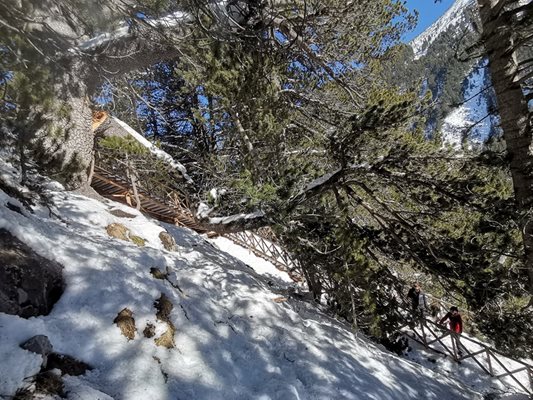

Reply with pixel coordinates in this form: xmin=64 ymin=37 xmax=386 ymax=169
xmin=407 ymin=0 xmax=498 ymax=147
xmin=410 ymin=0 xmax=475 ymax=59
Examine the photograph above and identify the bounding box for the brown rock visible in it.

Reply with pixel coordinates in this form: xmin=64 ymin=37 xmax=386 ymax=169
xmin=159 ymin=231 xmax=176 ymax=251
xmin=106 ymin=223 xmax=130 ymax=241
xmin=113 ymin=308 xmax=137 ymax=341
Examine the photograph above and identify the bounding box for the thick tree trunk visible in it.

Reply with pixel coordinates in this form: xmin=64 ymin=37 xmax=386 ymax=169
xmin=40 ymin=73 xmax=94 ymax=189
xmin=477 ymin=0 xmax=533 ymax=295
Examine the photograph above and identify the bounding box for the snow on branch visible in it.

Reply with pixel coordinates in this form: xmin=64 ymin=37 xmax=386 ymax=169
xmin=202 ymin=210 xmax=268 ymax=233
xmin=111 ymin=117 xmax=193 ymax=184
xmin=74 ymin=12 xmax=190 ymax=53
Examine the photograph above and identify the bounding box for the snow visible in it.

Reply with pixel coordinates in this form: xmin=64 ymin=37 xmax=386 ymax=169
xmin=111 ymin=117 xmax=193 ymax=184
xmin=75 ymin=12 xmax=189 ymax=52
xmin=0 ymin=158 xmax=515 ymax=399
xmin=208 ymin=236 xmax=296 ymax=286
xmin=75 ymin=26 xmax=130 ymax=52
xmin=410 ymin=0 xmax=474 ymax=60
xmin=440 ymin=59 xmax=496 ymax=148
xmin=207 ymin=210 xmax=265 ymax=225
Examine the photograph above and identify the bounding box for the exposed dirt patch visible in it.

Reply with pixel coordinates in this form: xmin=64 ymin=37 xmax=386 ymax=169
xmin=106 ymin=223 xmax=129 ymax=241
xmin=46 ymin=353 xmax=92 ymax=376
xmin=154 ymin=293 xmax=176 ymax=349
xmin=35 ymin=371 xmax=65 ymax=397
xmin=108 ymin=208 xmax=137 ymax=219
xmin=159 ymin=231 xmax=176 ymax=251
xmin=130 ymin=235 xmax=146 ymax=247
xmin=150 ymin=267 xmax=168 ymax=280
xmin=155 ymin=293 xmax=173 ymax=323
xmin=113 ymin=308 xmax=137 ymax=341
xmin=154 ymin=327 xmax=176 ymax=349
xmin=143 ymin=323 xmax=156 ymax=338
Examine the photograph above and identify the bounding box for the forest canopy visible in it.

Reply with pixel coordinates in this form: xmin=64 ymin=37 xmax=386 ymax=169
xmin=1 ymin=0 xmax=532 ymax=354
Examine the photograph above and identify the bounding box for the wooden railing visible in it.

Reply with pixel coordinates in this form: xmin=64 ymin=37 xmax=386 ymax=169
xmin=91 ymin=166 xmax=205 ymax=231
xmin=397 ymin=303 xmax=533 ymax=396
xmin=224 ymin=230 xmax=302 ymax=282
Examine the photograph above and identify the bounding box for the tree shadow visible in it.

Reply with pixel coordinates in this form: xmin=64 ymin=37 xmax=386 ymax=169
xmin=0 ymin=192 xmax=482 ymax=399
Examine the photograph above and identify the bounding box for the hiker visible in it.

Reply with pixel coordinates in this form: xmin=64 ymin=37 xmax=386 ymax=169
xmin=439 ymin=306 xmax=463 ymax=356
xmin=406 ymin=282 xmax=428 ymax=319
xmin=439 ymin=306 xmax=463 ymax=334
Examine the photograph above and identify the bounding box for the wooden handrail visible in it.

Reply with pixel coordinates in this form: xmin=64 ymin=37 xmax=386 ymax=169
xmin=224 ymin=230 xmax=302 ymax=282
xmin=397 ymin=301 xmax=533 ymax=395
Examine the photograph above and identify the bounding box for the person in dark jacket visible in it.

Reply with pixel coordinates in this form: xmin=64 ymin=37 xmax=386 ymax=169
xmin=406 ymin=283 xmax=428 ymax=327
xmin=407 ymin=283 xmax=420 ymax=311
xmin=439 ymin=306 xmax=464 ymax=357
xmin=407 ymin=283 xmax=427 ymax=313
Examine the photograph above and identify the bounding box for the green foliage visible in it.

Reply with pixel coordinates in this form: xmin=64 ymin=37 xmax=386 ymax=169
xmin=232 ymin=170 xmax=278 ymax=207
xmin=477 ymin=300 xmax=533 ymax=356
xmin=99 ymin=136 xmax=149 ymax=156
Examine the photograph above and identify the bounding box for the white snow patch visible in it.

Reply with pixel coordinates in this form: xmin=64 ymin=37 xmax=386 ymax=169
xmin=0 ymin=159 xmax=485 ymax=399
xmin=75 ymin=12 xmax=189 ymax=52
xmin=208 ymin=210 xmax=265 ymax=225
xmin=440 ymin=59 xmax=494 ymax=148
xmin=209 ymin=235 xmax=295 ymax=286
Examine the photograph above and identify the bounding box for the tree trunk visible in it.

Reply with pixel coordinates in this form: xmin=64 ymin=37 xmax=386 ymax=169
xmin=477 ymin=0 xmax=533 ymax=296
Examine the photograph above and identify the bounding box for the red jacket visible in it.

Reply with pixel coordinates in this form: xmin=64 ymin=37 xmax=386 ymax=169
xmin=439 ymin=312 xmax=463 ymax=334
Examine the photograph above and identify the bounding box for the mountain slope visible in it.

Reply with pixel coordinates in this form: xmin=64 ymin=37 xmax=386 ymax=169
xmin=411 ymin=0 xmax=474 ymax=60
xmin=403 ymin=0 xmax=499 ymax=147
xmin=0 ymin=159 xmax=482 ymax=400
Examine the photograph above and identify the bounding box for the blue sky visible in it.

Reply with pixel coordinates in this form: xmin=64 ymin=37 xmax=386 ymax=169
xmin=403 ymin=0 xmax=455 ymax=42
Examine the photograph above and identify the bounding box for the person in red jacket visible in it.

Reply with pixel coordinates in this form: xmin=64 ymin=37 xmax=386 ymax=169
xmin=439 ymin=306 xmax=463 ymax=357
xmin=439 ymin=306 xmax=463 ymax=333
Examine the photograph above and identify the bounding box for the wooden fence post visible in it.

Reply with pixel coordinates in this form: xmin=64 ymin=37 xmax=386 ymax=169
xmin=486 ymin=349 xmax=494 ymax=376
xmin=528 ymin=366 xmax=533 ymax=395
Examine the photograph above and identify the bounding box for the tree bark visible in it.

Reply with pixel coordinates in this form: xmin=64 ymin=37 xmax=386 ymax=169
xmin=477 ymin=0 xmax=533 ymax=295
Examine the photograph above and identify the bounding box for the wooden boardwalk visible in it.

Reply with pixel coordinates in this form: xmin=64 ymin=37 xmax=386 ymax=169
xmin=91 ymin=166 xmax=206 ymax=231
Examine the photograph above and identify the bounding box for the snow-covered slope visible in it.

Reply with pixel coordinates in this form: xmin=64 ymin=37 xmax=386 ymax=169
xmin=411 ymin=0 xmax=474 ymax=60
xmin=0 ymin=161 xmax=483 ymax=399
xmin=408 ymin=0 xmax=498 ymax=147
xmin=441 ymin=59 xmax=498 ymax=148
